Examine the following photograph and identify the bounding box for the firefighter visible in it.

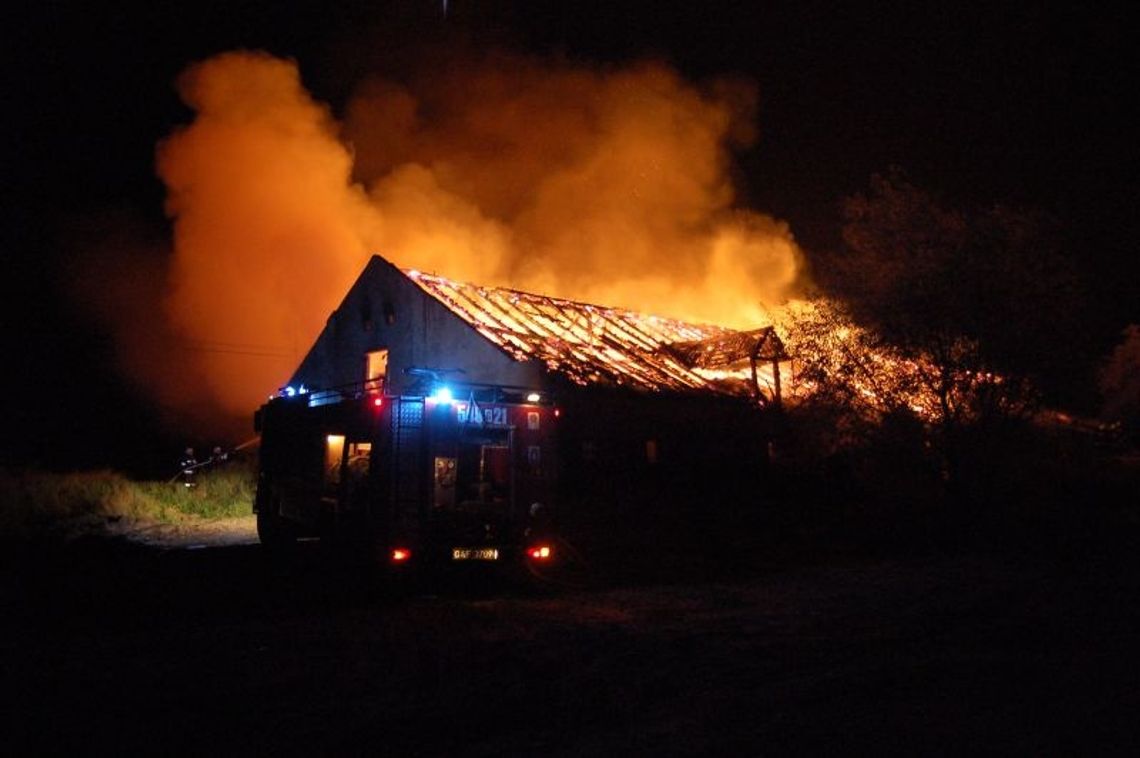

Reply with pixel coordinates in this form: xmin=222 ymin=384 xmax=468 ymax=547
xmin=209 ymin=445 xmax=229 ymax=467
xmin=179 ymin=447 xmax=198 ymax=488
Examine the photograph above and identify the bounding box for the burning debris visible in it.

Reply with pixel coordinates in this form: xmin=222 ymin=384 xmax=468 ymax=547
xmin=777 ymin=298 xmax=1029 ymax=430
xmin=407 ymin=269 xmax=788 ymax=404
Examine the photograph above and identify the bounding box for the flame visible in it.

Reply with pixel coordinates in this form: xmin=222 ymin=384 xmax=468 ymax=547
xmin=406 ymin=269 xmax=786 ymax=400
xmin=85 ymin=49 xmax=806 ymax=431
xmin=770 ymin=299 xmax=1013 ymax=424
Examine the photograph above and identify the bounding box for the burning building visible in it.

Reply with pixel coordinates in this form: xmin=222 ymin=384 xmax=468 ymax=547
xmin=255 ymin=254 xmax=787 ymax=565
xmin=290 ymin=254 xmax=787 ymax=407
xmin=288 ymin=253 xmax=788 ymax=485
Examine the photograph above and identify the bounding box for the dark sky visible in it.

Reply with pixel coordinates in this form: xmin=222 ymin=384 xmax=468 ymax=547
xmin=3 ymin=0 xmax=1137 ymax=473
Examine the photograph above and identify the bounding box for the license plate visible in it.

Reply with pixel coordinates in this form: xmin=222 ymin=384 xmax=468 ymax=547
xmin=452 ymin=547 xmax=499 ymax=561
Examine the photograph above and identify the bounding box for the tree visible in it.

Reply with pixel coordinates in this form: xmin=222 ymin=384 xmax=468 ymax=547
xmin=817 ymin=169 xmax=1088 ymax=492
xmin=780 ymin=297 xmax=931 ymax=434
xmin=826 ymin=169 xmax=1085 ymax=419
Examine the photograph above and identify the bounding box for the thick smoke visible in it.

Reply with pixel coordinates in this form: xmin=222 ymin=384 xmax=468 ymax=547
xmin=344 ymin=54 xmax=802 ymax=318
xmin=110 ymin=49 xmax=804 ymax=432
xmin=155 ymin=51 xmax=376 ymax=426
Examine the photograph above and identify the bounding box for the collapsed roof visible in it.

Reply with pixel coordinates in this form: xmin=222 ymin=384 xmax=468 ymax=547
xmin=406 ymin=269 xmax=787 ymax=404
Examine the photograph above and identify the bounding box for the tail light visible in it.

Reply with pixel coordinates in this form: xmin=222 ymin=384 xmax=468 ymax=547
xmin=390 ymin=547 xmax=411 ymax=563
xmin=527 ymin=545 xmax=553 ymax=560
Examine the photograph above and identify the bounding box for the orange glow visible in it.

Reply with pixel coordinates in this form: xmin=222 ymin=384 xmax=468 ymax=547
xmin=771 ymin=299 xmax=967 ymax=423
xmin=390 ymin=548 xmax=411 ymax=563
xmin=79 ymin=49 xmax=806 ymax=433
xmin=408 ymin=269 xmax=786 ymax=401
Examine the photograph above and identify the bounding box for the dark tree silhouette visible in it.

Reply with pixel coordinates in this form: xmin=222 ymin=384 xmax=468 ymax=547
xmin=808 ymin=169 xmax=1089 ymax=494
xmin=824 ymin=170 xmax=1086 ymax=418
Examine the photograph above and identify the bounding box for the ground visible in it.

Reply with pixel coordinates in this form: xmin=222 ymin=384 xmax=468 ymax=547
xmin=3 ymin=520 xmax=1140 ymax=755
xmin=106 ymin=514 xmax=260 ymax=549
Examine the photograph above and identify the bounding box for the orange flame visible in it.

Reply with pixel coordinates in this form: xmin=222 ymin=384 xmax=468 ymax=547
xmin=90 ymin=50 xmax=807 ymax=432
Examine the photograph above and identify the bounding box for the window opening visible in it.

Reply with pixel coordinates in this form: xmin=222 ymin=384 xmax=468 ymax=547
xmin=365 ymin=349 xmax=389 ymax=392
xmin=325 ymin=434 xmax=346 ymax=485
xmin=437 ymin=428 xmax=513 ymax=512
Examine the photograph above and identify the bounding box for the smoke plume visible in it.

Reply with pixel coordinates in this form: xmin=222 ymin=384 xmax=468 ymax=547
xmin=102 ymin=49 xmax=805 ymax=433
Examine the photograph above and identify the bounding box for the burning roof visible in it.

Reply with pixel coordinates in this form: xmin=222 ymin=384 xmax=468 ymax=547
xmin=406 ymin=269 xmax=787 ymax=403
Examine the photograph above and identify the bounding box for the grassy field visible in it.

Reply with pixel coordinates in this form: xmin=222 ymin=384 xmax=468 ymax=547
xmin=0 ymin=460 xmax=255 ymax=540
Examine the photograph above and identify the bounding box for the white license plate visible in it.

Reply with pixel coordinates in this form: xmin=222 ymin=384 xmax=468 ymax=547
xmin=452 ymin=547 xmax=500 ymax=561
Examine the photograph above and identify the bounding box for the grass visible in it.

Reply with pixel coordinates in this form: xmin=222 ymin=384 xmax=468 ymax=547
xmin=0 ymin=459 xmax=256 ymax=540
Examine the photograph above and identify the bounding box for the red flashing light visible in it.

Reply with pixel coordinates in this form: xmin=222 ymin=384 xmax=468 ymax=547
xmin=553 ymin=408 xmax=561 ymax=418
xmin=390 ymin=547 xmax=411 ymax=563
xmin=373 ymin=397 xmax=384 ymax=408
xmin=527 ymin=545 xmax=552 ymax=560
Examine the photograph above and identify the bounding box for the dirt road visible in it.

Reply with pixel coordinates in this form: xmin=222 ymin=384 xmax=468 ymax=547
xmin=3 ymin=533 xmax=1139 ymax=755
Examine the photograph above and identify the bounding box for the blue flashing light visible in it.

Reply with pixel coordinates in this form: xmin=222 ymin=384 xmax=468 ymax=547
xmin=284 ymin=386 xmax=296 ymax=397
xmin=429 ymin=386 xmax=454 ymax=404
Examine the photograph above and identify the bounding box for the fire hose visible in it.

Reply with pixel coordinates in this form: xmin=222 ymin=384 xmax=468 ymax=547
xmin=166 ymin=436 xmax=260 ymax=484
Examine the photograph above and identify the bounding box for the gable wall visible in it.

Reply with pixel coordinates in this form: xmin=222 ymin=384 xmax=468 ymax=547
xmin=289 ymin=256 xmax=543 ymax=394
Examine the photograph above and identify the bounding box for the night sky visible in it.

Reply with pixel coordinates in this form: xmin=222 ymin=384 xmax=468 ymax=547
xmin=3 ymin=1 xmax=1137 ymax=475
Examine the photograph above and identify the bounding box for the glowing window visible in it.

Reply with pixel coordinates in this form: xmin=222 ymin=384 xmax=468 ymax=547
xmin=365 ymin=349 xmax=389 ymax=392
xmin=346 ymin=442 xmax=371 ymax=479
xmin=325 ymin=434 xmax=346 ymax=484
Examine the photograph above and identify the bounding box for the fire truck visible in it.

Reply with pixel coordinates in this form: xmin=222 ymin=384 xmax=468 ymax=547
xmin=253 ymin=371 xmax=558 ymax=575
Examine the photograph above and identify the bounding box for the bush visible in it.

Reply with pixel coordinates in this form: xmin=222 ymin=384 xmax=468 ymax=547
xmin=764 ymin=399 xmax=1140 ymax=558
xmin=140 ymin=458 xmax=257 ymax=520
xmin=0 ymin=458 xmax=255 ymax=540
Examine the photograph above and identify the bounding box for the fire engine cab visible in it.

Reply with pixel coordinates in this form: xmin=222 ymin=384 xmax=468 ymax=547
xmin=253 ymin=372 xmax=558 ymax=574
